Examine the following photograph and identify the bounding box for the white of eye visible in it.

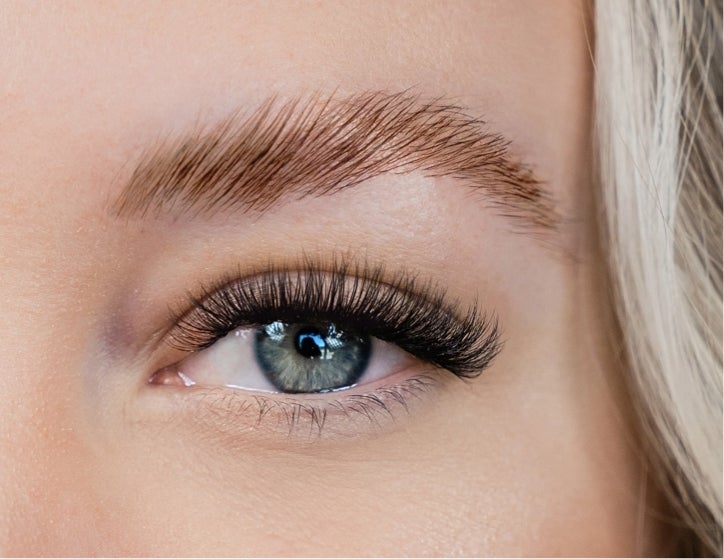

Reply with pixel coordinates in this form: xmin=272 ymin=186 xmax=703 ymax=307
xmin=167 ymin=325 xmax=415 ymax=394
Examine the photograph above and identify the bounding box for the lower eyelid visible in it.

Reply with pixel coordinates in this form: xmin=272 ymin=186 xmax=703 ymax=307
xmin=140 ymin=372 xmax=442 ymax=442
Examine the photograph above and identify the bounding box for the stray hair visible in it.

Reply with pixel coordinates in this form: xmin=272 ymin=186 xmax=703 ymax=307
xmin=595 ymin=0 xmax=722 ymax=555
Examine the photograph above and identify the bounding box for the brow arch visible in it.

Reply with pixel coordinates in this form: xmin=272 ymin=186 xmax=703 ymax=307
xmin=112 ymin=90 xmax=562 ymax=239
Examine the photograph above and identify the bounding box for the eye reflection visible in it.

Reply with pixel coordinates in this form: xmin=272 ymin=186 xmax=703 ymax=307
xmin=255 ymin=321 xmax=372 ymax=393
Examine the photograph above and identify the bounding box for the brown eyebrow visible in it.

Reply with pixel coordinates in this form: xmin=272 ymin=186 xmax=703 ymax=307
xmin=112 ymin=91 xmax=561 ymax=237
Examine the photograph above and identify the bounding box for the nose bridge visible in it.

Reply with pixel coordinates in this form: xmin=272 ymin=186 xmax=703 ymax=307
xmin=0 ymin=370 xmax=103 ymax=555
xmin=0 ymin=372 xmax=49 ymax=553
xmin=0 ymin=262 xmax=103 ymax=553
xmin=0 ymin=424 xmax=12 ymax=555
xmin=0 ymin=363 xmax=52 ymax=551
xmin=0 ymin=158 xmax=124 ymax=551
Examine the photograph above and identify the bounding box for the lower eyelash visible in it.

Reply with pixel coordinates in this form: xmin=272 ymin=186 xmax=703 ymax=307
xmin=166 ymin=373 xmax=440 ymax=441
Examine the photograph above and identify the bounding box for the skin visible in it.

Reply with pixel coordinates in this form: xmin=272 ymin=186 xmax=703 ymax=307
xmin=0 ymin=1 xmax=665 ymax=556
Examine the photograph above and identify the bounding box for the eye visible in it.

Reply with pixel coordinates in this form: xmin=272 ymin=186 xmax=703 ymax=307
xmin=153 ymin=320 xmax=416 ymax=394
xmin=147 ymin=260 xmax=502 ymax=434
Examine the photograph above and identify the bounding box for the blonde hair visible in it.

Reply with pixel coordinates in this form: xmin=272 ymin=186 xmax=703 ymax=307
xmin=594 ymin=0 xmax=722 ymax=554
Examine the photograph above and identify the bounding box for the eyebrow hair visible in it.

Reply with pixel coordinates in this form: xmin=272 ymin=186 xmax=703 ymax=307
xmin=112 ymin=91 xmax=561 ymax=236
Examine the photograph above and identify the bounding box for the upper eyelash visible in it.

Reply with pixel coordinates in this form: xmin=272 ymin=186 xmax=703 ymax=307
xmin=168 ymin=257 xmax=503 ymax=379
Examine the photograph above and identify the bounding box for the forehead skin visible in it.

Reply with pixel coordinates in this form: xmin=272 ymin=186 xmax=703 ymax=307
xmin=0 ymin=1 xmax=662 ymax=556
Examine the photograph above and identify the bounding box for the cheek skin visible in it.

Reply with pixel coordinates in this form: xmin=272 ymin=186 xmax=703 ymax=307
xmin=0 ymin=1 xmax=663 ymax=556
xmin=15 ymin=350 xmax=639 ymax=556
xmin=1 ymin=203 xmax=645 ymax=557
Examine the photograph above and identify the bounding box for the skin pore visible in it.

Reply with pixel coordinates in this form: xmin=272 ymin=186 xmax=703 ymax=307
xmin=0 ymin=1 xmax=665 ymax=555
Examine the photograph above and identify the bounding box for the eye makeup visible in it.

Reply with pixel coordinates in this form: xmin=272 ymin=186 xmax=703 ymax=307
xmin=148 ymin=257 xmax=503 ymax=438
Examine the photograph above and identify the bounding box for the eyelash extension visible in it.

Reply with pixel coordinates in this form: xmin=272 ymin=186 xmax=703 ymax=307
xmin=168 ymin=258 xmax=502 ymax=379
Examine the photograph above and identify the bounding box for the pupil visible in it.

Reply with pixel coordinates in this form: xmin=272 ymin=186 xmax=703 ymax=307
xmin=295 ymin=328 xmax=327 ymax=358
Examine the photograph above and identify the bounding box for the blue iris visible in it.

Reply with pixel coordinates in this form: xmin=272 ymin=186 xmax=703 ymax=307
xmin=255 ymin=321 xmax=371 ymax=393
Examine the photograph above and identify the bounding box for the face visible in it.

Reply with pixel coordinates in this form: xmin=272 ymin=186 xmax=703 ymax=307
xmin=0 ymin=1 xmax=662 ymax=555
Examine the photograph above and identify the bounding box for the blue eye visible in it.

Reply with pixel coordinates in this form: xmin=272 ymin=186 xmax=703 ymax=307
xmin=255 ymin=321 xmax=371 ymax=393
xmin=155 ymin=264 xmax=502 ymax=401
xmin=159 ymin=320 xmax=415 ymax=394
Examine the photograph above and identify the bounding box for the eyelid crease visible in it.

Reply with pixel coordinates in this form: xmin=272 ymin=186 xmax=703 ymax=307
xmin=166 ymin=256 xmax=503 ymax=380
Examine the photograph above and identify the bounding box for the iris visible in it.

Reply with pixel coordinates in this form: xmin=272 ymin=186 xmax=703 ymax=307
xmin=255 ymin=321 xmax=371 ymax=393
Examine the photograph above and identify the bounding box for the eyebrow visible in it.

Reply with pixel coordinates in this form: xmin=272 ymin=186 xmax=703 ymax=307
xmin=112 ymin=91 xmax=561 ymax=236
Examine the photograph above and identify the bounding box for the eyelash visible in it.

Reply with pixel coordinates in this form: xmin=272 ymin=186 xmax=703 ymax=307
xmin=157 ymin=258 xmax=502 ymax=436
xmin=168 ymin=258 xmax=502 ymax=379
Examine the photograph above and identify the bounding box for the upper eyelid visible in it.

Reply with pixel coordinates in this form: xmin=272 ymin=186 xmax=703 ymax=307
xmin=165 ymin=257 xmax=503 ymax=379
xmin=168 ymin=258 xmax=433 ymax=343
xmin=125 ymin=258 xmax=426 ymax=361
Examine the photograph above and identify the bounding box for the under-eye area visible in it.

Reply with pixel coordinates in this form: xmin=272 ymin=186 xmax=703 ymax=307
xmin=145 ymin=258 xmax=502 ymax=438
xmin=146 ymin=373 xmax=442 ymax=441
